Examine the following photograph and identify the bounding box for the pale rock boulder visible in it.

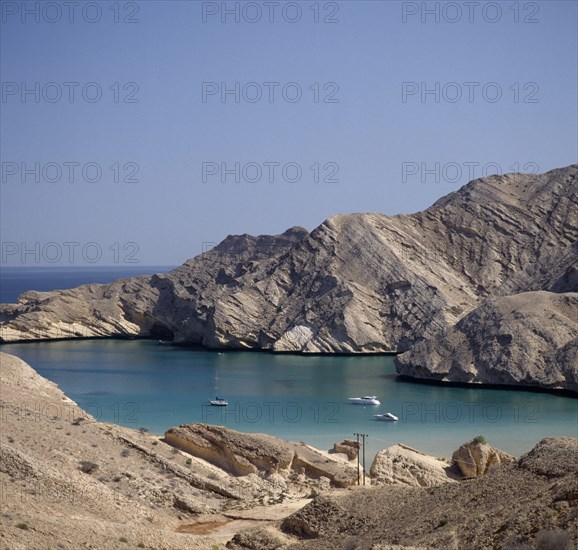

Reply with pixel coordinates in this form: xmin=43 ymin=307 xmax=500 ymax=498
xmin=332 ymin=439 xmax=359 ymax=460
xmin=452 ymin=440 xmax=515 ymax=478
xmin=164 ymin=424 xmax=358 ymax=488
xmin=370 ymin=443 xmax=458 ymax=487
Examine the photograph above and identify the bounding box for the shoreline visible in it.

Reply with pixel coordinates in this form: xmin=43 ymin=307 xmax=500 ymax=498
xmin=2 ymin=343 xmax=577 ymax=465
xmin=2 ymin=335 xmax=576 ymax=397
xmin=0 ymin=334 xmax=399 ymax=355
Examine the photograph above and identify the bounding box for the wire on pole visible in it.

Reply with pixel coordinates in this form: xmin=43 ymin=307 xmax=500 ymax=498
xmin=353 ymin=433 xmax=368 ymax=485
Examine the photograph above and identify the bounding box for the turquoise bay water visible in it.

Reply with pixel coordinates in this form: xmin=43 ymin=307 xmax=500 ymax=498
xmin=2 ymin=339 xmax=577 ymax=462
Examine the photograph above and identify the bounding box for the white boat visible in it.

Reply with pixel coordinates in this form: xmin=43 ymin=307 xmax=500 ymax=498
xmin=348 ymin=395 xmax=381 ymax=405
xmin=374 ymin=412 xmax=398 ymax=421
xmin=210 ymin=397 xmax=228 ymax=407
xmin=210 ymin=372 xmax=227 ymax=406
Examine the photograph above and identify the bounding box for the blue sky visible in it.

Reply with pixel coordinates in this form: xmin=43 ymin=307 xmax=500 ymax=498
xmin=1 ymin=0 xmax=577 ymax=266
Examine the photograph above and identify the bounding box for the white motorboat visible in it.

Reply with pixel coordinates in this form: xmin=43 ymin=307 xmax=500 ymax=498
xmin=374 ymin=412 xmax=398 ymax=421
xmin=210 ymin=397 xmax=228 ymax=407
xmin=348 ymin=395 xmax=381 ymax=405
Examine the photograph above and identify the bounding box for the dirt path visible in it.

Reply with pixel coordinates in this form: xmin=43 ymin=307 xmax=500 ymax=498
xmin=176 ymin=498 xmax=311 ymax=541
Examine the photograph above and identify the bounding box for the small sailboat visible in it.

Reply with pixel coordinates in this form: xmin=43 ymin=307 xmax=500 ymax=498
xmin=348 ymin=395 xmax=381 ymax=405
xmin=210 ymin=373 xmax=228 ymax=406
xmin=374 ymin=412 xmax=398 ymax=421
xmin=210 ymin=397 xmax=228 ymax=407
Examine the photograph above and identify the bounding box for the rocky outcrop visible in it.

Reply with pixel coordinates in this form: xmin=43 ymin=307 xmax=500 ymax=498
xmin=240 ymin=437 xmax=578 ymax=549
xmin=227 ymin=527 xmax=291 ymax=550
xmin=396 ymin=291 xmax=578 ymax=392
xmin=280 ymin=495 xmax=361 ymax=539
xmin=332 ymin=439 xmax=359 ymax=460
xmin=451 ymin=440 xmax=515 ymax=478
xmin=517 ymin=437 xmax=578 ymax=479
xmin=1 ymin=165 xmax=577 ymax=390
xmin=370 ymin=443 xmax=458 ymax=487
xmin=496 ymin=242 xmax=578 ymax=296
xmin=164 ymin=424 xmax=358 ymax=488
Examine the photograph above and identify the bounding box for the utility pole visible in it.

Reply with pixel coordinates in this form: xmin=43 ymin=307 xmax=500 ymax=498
xmin=353 ymin=433 xmax=368 ymax=485
xmin=362 ymin=433 xmax=367 ymax=486
xmin=354 ymin=433 xmax=360 ymax=485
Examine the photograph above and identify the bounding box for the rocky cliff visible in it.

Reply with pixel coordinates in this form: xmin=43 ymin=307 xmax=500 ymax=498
xmin=369 ymin=443 xmax=459 ymax=487
xmin=396 ymin=291 xmax=578 ymax=392
xmin=1 ymin=165 xmax=577 ymax=390
xmin=164 ymin=424 xmax=358 ymax=488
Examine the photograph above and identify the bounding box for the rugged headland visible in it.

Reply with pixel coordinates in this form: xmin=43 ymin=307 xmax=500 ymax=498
xmin=1 ymin=352 xmax=577 ymax=549
xmin=1 ymin=165 xmax=577 ymax=391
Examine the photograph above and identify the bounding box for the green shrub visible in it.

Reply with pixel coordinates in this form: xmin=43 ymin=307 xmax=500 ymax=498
xmin=78 ymin=461 xmax=99 ymax=474
xmin=472 ymin=435 xmax=486 ymax=444
xmin=16 ymin=523 xmax=28 ymax=530
xmin=186 ymin=458 xmax=192 ymax=465
xmin=437 ymin=517 xmax=448 ymax=527
xmin=118 ymin=536 xmax=128 ymax=543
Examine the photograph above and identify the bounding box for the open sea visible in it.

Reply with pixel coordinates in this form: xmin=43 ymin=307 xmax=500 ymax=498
xmin=1 ymin=268 xmax=577 ymax=463
xmin=0 ymin=266 xmax=173 ymax=304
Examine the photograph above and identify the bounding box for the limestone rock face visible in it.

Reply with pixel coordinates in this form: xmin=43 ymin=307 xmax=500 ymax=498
xmin=451 ymin=440 xmax=515 ymax=477
xmin=370 ymin=444 xmax=458 ymax=487
xmin=496 ymin=242 xmax=578 ymax=296
xmin=1 ymin=165 xmax=577 ymax=391
xmin=164 ymin=424 xmax=358 ymax=488
xmin=396 ymin=291 xmax=578 ymax=392
xmin=332 ymin=439 xmax=359 ymax=460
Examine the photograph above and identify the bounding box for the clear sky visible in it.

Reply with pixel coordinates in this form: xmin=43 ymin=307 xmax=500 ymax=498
xmin=1 ymin=0 xmax=577 ymax=266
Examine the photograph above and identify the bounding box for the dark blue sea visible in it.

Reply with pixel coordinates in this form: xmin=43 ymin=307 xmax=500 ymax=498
xmin=0 ymin=266 xmax=174 ymax=304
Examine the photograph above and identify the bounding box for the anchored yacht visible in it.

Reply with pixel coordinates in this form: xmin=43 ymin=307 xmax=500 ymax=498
xmin=348 ymin=395 xmax=381 ymax=405
xmin=374 ymin=412 xmax=398 ymax=421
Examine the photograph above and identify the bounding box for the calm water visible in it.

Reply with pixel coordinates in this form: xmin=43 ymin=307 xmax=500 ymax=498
xmin=2 ymin=339 xmax=576 ymax=462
